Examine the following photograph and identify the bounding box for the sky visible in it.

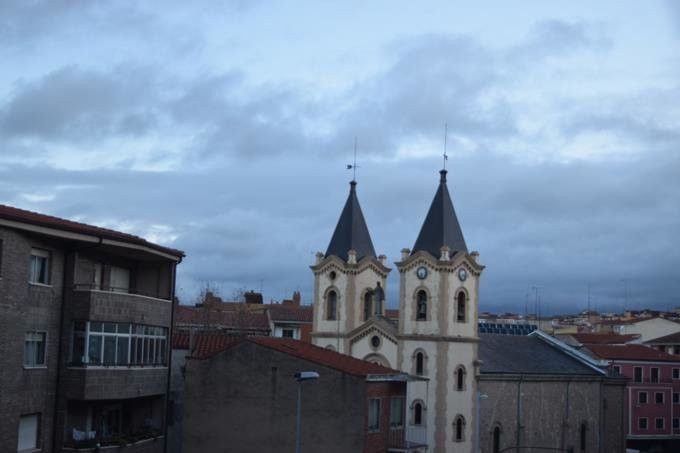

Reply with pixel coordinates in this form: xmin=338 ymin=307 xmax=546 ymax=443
xmin=1 ymin=1 xmax=679 ymax=314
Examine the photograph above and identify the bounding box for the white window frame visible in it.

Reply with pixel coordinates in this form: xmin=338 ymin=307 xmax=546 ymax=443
xmin=72 ymin=321 xmax=167 ymax=367
xmin=23 ymin=331 xmax=47 ymax=368
xmin=29 ymin=248 xmax=50 ymax=285
xmin=673 ymin=368 xmax=679 ymax=380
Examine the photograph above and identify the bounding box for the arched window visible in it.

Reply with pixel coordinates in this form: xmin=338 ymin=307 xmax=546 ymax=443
xmin=580 ymin=422 xmax=587 ymax=452
xmin=493 ymin=426 xmax=501 ymax=453
xmin=456 ymin=291 xmax=466 ymax=322
xmin=412 ymin=400 xmax=425 ymax=426
xmin=416 ymin=290 xmax=427 ymax=321
xmin=416 ymin=352 xmax=424 ymax=375
xmin=454 ymin=415 xmax=466 ymax=442
xmin=326 ymin=290 xmax=337 ymax=320
xmin=455 ymin=366 xmax=466 ymax=391
xmin=364 ymin=291 xmax=373 ymax=321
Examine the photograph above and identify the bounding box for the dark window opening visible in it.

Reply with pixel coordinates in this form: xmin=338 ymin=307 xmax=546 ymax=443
xmin=415 ymin=352 xmax=424 ymax=375
xmin=651 ymin=367 xmax=660 ymax=383
xmin=580 ymin=422 xmax=587 ymax=452
xmin=455 ymin=416 xmax=464 ymax=441
xmin=326 ymin=290 xmax=337 ymax=320
xmin=456 ymin=291 xmax=466 ymax=322
xmin=364 ymin=291 xmax=373 ymax=321
xmin=456 ymin=367 xmax=465 ymax=391
xmin=414 ymin=403 xmax=423 ymax=425
xmin=634 ymin=367 xmax=643 ymax=383
xmin=493 ymin=426 xmax=500 ymax=453
xmin=416 ymin=290 xmax=427 ymax=321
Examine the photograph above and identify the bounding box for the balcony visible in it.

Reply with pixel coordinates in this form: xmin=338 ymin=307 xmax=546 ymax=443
xmin=62 ymin=396 xmax=165 ymax=452
xmin=388 ymin=426 xmax=428 ymax=452
xmin=68 ymin=286 xmax=171 ymax=327
xmin=62 ymin=366 xmax=167 ymax=400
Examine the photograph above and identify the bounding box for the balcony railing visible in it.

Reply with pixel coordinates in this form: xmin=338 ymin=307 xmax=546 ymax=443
xmin=388 ymin=426 xmax=427 ymax=451
xmin=72 ymin=283 xmax=171 ymax=301
xmin=63 ymin=427 xmax=163 ymax=451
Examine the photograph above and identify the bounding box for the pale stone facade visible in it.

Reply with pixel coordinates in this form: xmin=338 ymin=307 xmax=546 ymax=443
xmin=311 ymin=172 xmax=482 ymax=452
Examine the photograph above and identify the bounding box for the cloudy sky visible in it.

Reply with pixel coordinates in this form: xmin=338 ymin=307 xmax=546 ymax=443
xmin=1 ymin=1 xmax=679 ymax=314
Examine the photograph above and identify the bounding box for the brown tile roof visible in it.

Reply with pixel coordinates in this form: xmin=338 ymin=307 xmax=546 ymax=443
xmin=384 ymin=309 xmax=400 ymax=319
xmin=172 ymin=331 xmax=190 ymax=350
xmin=0 ymin=203 xmax=184 ymax=257
xmin=189 ymin=334 xmax=402 ymax=377
xmin=174 ymin=305 xmax=270 ymax=331
xmin=585 ymin=344 xmax=680 ymax=362
xmin=268 ymin=304 xmax=313 ymax=323
xmin=646 ymin=332 xmax=680 ymax=344
xmin=572 ymin=333 xmax=640 ymax=344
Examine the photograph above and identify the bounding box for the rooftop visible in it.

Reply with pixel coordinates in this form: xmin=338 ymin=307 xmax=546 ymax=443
xmin=188 ymin=334 xmax=403 ymax=377
xmin=571 ymin=333 xmax=640 ymax=344
xmin=174 ymin=304 xmax=271 ymax=332
xmin=646 ymin=331 xmax=680 ymax=344
xmin=0 ymin=203 xmax=184 ymax=258
xmin=268 ymin=304 xmax=313 ymax=323
xmin=584 ymin=344 xmax=680 ymax=362
xmin=325 ymin=181 xmax=376 ymax=262
xmin=479 ymin=333 xmax=602 ymax=375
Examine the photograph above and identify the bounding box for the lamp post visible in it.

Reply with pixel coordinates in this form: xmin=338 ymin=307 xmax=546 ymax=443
xmin=294 ymin=371 xmax=319 ymax=453
xmin=475 ymin=391 xmax=488 ymax=453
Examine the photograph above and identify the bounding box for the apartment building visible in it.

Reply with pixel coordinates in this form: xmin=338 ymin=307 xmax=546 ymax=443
xmin=0 ymin=204 xmax=183 ymax=452
xmin=583 ymin=343 xmax=680 ymax=452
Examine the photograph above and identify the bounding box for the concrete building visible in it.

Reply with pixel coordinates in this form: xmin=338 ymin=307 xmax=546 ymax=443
xmin=311 ymin=170 xmax=481 ymax=452
xmin=582 ymin=343 xmax=680 ymax=452
xmin=0 ymin=204 xmax=183 ymax=452
xmin=181 ymin=334 xmax=425 ymax=453
xmin=478 ymin=331 xmax=627 ymax=453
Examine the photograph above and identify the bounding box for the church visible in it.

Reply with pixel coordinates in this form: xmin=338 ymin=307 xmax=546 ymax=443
xmin=311 ymin=169 xmax=484 ymax=453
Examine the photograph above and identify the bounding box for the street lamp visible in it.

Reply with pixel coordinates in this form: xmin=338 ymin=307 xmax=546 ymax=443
xmin=295 ymin=371 xmax=319 ymax=453
xmin=475 ymin=391 xmax=488 ymax=453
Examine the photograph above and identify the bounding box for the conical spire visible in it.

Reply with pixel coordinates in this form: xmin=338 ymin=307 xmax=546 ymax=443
xmin=412 ymin=170 xmax=468 ymax=258
xmin=325 ymin=181 xmax=377 ymax=262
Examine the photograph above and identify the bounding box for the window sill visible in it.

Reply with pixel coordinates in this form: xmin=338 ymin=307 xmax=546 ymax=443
xmin=23 ymin=365 xmax=48 ymax=370
xmin=67 ymin=365 xmax=168 ymax=370
xmin=29 ymin=282 xmax=52 ymax=288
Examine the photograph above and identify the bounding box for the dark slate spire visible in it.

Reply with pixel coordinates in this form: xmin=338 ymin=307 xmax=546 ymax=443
xmin=412 ymin=170 xmax=468 ymax=258
xmin=325 ymin=181 xmax=377 ymax=262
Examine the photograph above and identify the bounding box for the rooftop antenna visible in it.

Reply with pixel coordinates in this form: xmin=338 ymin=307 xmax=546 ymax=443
xmin=346 ymin=137 xmax=359 ymax=182
xmin=443 ymin=122 xmax=449 ymax=170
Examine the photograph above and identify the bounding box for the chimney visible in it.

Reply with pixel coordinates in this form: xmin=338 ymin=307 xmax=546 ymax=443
xmin=315 ymin=251 xmax=324 ymax=264
xmin=245 ymin=291 xmax=263 ymax=304
xmin=440 ymin=245 xmax=450 ymax=261
xmin=378 ymin=254 xmax=387 ymax=265
xmin=401 ymin=248 xmax=410 ymax=261
xmin=347 ymin=249 xmax=357 ymax=264
xmin=292 ymin=291 xmax=301 ymax=306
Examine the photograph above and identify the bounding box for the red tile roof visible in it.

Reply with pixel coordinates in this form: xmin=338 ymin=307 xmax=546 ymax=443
xmin=268 ymin=304 xmax=313 ymax=323
xmin=0 ymin=203 xmax=184 ymax=257
xmin=173 ymin=331 xmax=190 ymax=350
xmin=189 ymin=334 xmax=402 ymax=377
xmin=385 ymin=309 xmax=400 ymax=319
xmin=585 ymin=344 xmax=680 ymax=362
xmin=174 ymin=305 xmax=270 ymax=331
xmin=646 ymin=332 xmax=680 ymax=344
xmin=572 ymin=333 xmax=640 ymax=344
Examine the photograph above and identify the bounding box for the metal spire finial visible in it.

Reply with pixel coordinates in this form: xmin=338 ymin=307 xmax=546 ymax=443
xmin=346 ymin=136 xmax=359 ymax=182
xmin=443 ymin=122 xmax=449 ymax=170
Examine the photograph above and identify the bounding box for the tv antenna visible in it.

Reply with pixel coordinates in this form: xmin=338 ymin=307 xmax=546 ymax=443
xmin=443 ymin=123 xmax=449 ymax=170
xmin=346 ymin=137 xmax=359 ymax=181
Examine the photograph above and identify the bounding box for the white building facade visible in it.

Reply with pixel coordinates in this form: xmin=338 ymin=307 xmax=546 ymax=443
xmin=311 ymin=171 xmax=483 ymax=453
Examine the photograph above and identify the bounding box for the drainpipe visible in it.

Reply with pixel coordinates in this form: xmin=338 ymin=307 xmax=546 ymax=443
xmin=516 ymin=376 xmax=523 ymax=451
xmin=50 ymin=248 xmax=72 ymax=453
xmin=164 ymin=257 xmax=181 ymax=453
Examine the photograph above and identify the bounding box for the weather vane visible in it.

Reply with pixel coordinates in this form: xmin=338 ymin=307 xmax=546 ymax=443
xmin=443 ymin=122 xmax=449 ymax=170
xmin=346 ymin=136 xmax=359 ymax=181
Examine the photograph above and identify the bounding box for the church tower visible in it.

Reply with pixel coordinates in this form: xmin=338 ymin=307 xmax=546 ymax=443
xmin=310 ymin=181 xmax=391 ymax=354
xmin=396 ymin=169 xmax=484 ymax=453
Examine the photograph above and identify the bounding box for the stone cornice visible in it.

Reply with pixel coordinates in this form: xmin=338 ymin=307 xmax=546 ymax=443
xmin=348 ymin=321 xmax=398 ymax=346
xmin=478 ymin=373 xmax=611 ymax=382
xmin=310 ymin=254 xmax=391 ymax=277
xmin=394 ymin=250 xmax=484 ymax=275
xmin=396 ymin=333 xmax=479 ymax=343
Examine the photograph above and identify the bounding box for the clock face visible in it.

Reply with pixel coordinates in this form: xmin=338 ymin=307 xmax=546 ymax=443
xmin=416 ymin=266 xmax=428 ymax=280
xmin=458 ymin=268 xmax=467 ymax=282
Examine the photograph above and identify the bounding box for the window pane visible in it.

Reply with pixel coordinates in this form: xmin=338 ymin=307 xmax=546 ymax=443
xmin=144 ymin=338 xmax=151 ymax=364
xmin=72 ymin=332 xmax=86 ymax=365
xmin=390 ymin=398 xmax=403 ymax=427
xmin=88 ymin=335 xmax=102 ymax=364
xmin=136 ymin=337 xmax=143 ymax=365
xmin=35 ymin=335 xmax=45 ymax=366
xmin=103 ymin=336 xmax=116 ymax=365
xmin=103 ymin=322 xmax=116 ymax=333
xmin=17 ymin=414 xmax=39 ymax=450
xmin=118 ymin=323 xmax=131 ymax=334
xmin=24 ymin=339 xmax=35 ymax=367
xmin=90 ymin=322 xmax=103 ymax=333
xmin=117 ymin=337 xmax=129 ymax=365
xmin=368 ymin=399 xmax=380 ymax=431
xmin=159 ymin=339 xmax=166 ymax=365
xmin=110 ymin=266 xmax=130 ymax=293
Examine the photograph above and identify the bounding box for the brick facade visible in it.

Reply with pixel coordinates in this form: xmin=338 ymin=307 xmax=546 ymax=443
xmin=0 ymin=210 xmax=182 ymax=453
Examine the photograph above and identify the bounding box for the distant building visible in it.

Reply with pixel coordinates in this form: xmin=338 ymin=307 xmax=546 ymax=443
xmin=646 ymin=332 xmax=680 ymax=356
xmin=0 ymin=204 xmax=183 ymax=452
xmin=478 ymin=331 xmax=627 ymax=453
xmin=582 ymin=343 xmax=680 ymax=452
xmin=181 ymin=334 xmax=425 ymax=453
